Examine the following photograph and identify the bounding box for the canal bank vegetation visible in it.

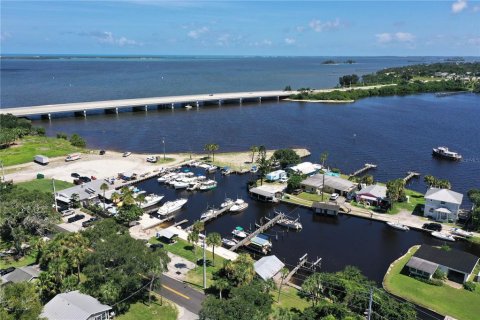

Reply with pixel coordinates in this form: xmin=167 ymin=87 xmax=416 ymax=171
xmin=384 ymin=246 xmax=480 ymax=320
xmin=115 ymin=296 xmax=178 ymax=320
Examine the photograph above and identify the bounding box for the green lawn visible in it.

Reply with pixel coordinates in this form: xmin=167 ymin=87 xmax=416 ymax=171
xmin=116 ymin=297 xmax=177 ymax=320
xmin=0 ymin=250 xmax=37 ymax=269
xmin=152 ymin=237 xmax=225 ymax=288
xmin=273 ymin=286 xmax=310 ymax=311
xmin=384 ymin=246 xmax=480 ymax=320
xmin=16 ymin=179 xmax=73 ymax=193
xmin=0 ymin=135 xmax=83 ymax=166
xmin=297 ymin=192 xmax=330 ymax=202
xmin=390 ymin=189 xmax=425 ymax=214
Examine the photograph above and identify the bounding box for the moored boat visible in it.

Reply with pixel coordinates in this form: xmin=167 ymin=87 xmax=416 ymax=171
xmin=386 ymin=221 xmax=410 ymax=231
xmin=232 ymin=226 xmax=248 ymax=238
xmin=230 ymin=198 xmax=248 ymax=212
xmin=450 ymin=228 xmax=473 ymax=238
xmin=200 ymin=207 xmax=218 ymax=220
xmin=221 ymin=198 xmax=235 ymax=208
xmin=199 ymin=180 xmax=217 ymax=191
xmin=432 ymin=146 xmax=462 ymax=161
xmin=222 ymin=238 xmax=238 ymax=247
xmin=137 ymin=193 xmax=164 ymax=209
xmin=431 ymin=231 xmax=455 ymax=242
xmin=277 ymin=217 xmax=303 ymax=230
xmin=173 ymin=181 xmax=189 ymax=189
xmin=157 ymin=198 xmax=188 ymax=217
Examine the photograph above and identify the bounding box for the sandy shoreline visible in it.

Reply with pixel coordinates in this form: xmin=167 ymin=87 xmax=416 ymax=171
xmin=5 ymin=148 xmax=310 ymax=183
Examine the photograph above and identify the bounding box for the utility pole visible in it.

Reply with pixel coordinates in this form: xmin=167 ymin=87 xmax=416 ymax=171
xmin=52 ymin=178 xmax=58 ymax=212
xmin=203 ymin=231 xmax=207 ymax=289
xmin=0 ymin=160 xmax=4 ymax=182
xmin=367 ymin=288 xmax=373 ymax=320
xmin=162 ymin=137 xmax=166 ymax=160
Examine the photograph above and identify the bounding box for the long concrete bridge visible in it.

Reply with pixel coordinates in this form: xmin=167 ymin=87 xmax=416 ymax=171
xmin=0 ymin=90 xmax=293 ymax=119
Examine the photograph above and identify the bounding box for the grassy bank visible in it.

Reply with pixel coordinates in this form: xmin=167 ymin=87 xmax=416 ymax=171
xmin=16 ymin=178 xmax=74 ymax=193
xmin=0 ymin=135 xmax=82 ymax=166
xmin=116 ymin=296 xmax=177 ymax=320
xmin=273 ymin=286 xmax=310 ymax=312
xmin=390 ymin=189 xmax=425 ymax=214
xmin=0 ymin=250 xmax=38 ymax=269
xmin=384 ymin=246 xmax=480 ymax=320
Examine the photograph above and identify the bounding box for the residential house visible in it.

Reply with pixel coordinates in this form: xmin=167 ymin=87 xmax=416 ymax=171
xmin=265 ymin=170 xmax=287 ymax=182
xmin=288 ymin=162 xmax=322 ymax=176
xmin=406 ymin=245 xmax=479 ymax=284
xmin=424 ymin=188 xmax=463 ymax=222
xmin=301 ymin=174 xmax=356 ymax=196
xmin=1 ymin=265 xmax=41 ymax=285
xmin=355 ymin=184 xmax=387 ymax=206
xmin=41 ymin=291 xmax=113 ymax=320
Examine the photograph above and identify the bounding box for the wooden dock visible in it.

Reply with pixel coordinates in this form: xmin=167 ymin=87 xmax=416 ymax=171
xmin=230 ymin=212 xmax=285 ymax=251
xmin=349 ymin=163 xmax=377 ymax=177
xmin=185 ymin=204 xmax=233 ymax=231
xmin=403 ymin=171 xmax=420 ymax=183
xmin=285 ymin=254 xmax=308 ymax=283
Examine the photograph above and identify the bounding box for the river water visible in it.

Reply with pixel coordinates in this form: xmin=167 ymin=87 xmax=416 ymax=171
xmin=2 ymin=57 xmax=480 ymax=301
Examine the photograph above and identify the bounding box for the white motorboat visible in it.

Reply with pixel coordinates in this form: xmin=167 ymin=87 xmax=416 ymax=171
xmin=222 ymin=238 xmax=238 ymax=247
xmin=157 ymin=198 xmax=188 ymax=217
xmin=432 ymin=146 xmax=462 ymax=161
xmin=230 ymin=198 xmax=248 ymax=212
xmin=386 ymin=221 xmax=410 ymax=231
xmin=200 ymin=208 xmax=218 ymax=220
xmin=232 ymin=226 xmax=248 ymax=238
xmin=184 ymin=104 xmax=193 ymax=109
xmin=450 ymin=228 xmax=473 ymax=238
xmin=431 ymin=231 xmax=455 ymax=242
xmin=196 ymin=175 xmax=206 ymax=181
xmin=277 ymin=217 xmax=303 ymax=230
xmin=221 ymin=198 xmax=235 ymax=208
xmin=206 ymin=165 xmax=217 ymax=173
xmin=199 ymin=180 xmax=217 ymax=191
xmin=173 ymin=181 xmax=189 ymax=189
xmin=187 ymin=182 xmax=199 ymax=191
xmin=137 ymin=193 xmax=164 ymax=209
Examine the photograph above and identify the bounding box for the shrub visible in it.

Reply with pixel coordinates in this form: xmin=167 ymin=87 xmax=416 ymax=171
xmin=413 ymin=276 xmax=443 ymax=286
xmin=56 ymin=132 xmax=68 ymax=139
xmin=433 ymin=269 xmax=447 ymax=280
xmin=463 ymin=281 xmax=476 ymax=291
xmin=69 ymin=133 xmax=86 ymax=148
xmin=35 ymin=127 xmax=46 ymax=136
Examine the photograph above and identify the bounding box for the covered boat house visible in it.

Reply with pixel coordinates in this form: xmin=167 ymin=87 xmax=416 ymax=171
xmin=254 ymin=255 xmax=285 ymax=281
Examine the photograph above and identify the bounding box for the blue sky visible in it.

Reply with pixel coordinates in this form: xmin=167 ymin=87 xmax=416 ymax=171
xmin=1 ymin=0 xmax=479 ymax=55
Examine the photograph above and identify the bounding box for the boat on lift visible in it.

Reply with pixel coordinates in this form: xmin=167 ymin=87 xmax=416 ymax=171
xmin=232 ymin=226 xmax=248 ymax=238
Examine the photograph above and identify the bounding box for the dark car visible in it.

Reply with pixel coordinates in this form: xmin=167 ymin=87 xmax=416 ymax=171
xmin=291 ymin=189 xmax=303 ymax=195
xmin=67 ymin=214 xmax=85 ymax=223
xmin=149 ymin=243 xmax=164 ymax=251
xmin=71 ymin=173 xmax=81 ymax=178
xmin=0 ymin=267 xmax=15 ymax=276
xmin=82 ymin=217 xmax=99 ymax=227
xmin=79 ymin=176 xmax=91 ymax=183
xmin=422 ymin=222 xmax=442 ymax=231
xmin=99 ymin=150 xmax=106 ymax=155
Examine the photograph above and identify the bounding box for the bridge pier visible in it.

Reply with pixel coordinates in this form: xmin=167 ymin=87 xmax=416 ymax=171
xmin=239 ymin=98 xmax=243 ymax=104
xmin=196 ymin=101 xmax=200 ymax=108
xmin=171 ymin=103 xmax=175 ymax=109
xmin=74 ymin=110 xmax=87 ymax=117
xmin=218 ymin=99 xmax=222 ymax=106
xmin=41 ymin=113 xmax=51 ymax=120
xmin=258 ymin=97 xmax=262 ymax=103
xmin=105 ymin=107 xmax=119 ymax=114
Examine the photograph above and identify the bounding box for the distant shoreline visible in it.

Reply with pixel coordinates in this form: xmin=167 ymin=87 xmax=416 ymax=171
xmin=284 ymin=98 xmax=355 ymax=103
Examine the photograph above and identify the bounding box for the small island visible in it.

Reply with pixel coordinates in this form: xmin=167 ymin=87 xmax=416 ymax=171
xmin=321 ymin=59 xmax=337 ymax=64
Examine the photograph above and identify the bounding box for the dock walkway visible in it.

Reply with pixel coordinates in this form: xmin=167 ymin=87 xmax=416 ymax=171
xmin=349 ymin=163 xmax=377 ymax=177
xmin=185 ymin=204 xmax=232 ymax=231
xmin=230 ymin=212 xmax=285 ymax=251
xmin=403 ymin=171 xmax=420 ymax=183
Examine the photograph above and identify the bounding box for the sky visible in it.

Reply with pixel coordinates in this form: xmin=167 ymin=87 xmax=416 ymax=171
xmin=1 ymin=0 xmax=479 ymax=56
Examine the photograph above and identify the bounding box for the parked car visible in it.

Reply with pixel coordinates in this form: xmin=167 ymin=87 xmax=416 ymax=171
xmin=82 ymin=217 xmax=99 ymax=228
xmin=0 ymin=267 xmax=15 ymax=276
xmin=71 ymin=173 xmax=81 ymax=178
xmin=149 ymin=243 xmax=164 ymax=251
xmin=61 ymin=209 xmax=75 ymax=217
xmin=99 ymin=150 xmax=106 ymax=155
xmin=79 ymin=176 xmax=91 ymax=183
xmin=123 ymin=152 xmax=132 ymax=157
xmin=330 ymin=193 xmax=340 ymax=201
xmin=146 ymin=156 xmax=158 ymax=163
xmin=279 ymin=176 xmax=288 ymax=183
xmin=67 ymin=214 xmax=85 ymax=223
xmin=422 ymin=222 xmax=442 ymax=231
xmin=65 ymin=153 xmax=81 ymax=162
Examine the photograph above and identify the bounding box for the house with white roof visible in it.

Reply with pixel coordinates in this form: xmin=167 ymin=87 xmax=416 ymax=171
xmin=355 ymin=184 xmax=387 ymax=206
xmin=254 ymin=255 xmax=285 ymax=281
xmin=288 ymin=162 xmax=322 ymax=176
xmin=424 ymin=188 xmax=463 ymax=222
xmin=41 ymin=291 xmax=113 ymax=320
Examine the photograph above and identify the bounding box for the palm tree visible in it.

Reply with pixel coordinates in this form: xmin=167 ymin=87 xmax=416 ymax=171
xmin=111 ymin=192 xmax=121 ymax=204
xmin=206 ymin=232 xmax=222 ymax=266
xmin=424 ymin=175 xmax=435 ymax=188
xmin=66 ymin=233 xmax=88 ymax=282
xmin=135 ymin=193 xmax=146 ymax=208
xmin=204 ymin=143 xmax=212 ymax=160
xmin=187 ymin=230 xmax=199 ymax=257
xmin=249 ymin=145 xmax=259 ymax=164
xmin=277 ymin=267 xmax=290 ymax=302
xmin=100 ymin=183 xmax=109 ymax=209
xmin=211 ymin=144 xmax=219 ymax=162
xmin=214 ymin=278 xmax=229 ymax=299
xmin=320 ymin=151 xmax=328 ymax=168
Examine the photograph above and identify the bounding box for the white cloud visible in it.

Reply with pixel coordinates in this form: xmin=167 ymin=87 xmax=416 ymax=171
xmin=249 ymin=39 xmax=273 ymax=47
xmin=187 ymin=26 xmax=208 ymax=39
xmin=284 ymin=37 xmax=296 ymax=45
xmin=0 ymin=31 xmax=12 ymax=41
xmin=79 ymin=31 xmax=140 ymax=46
xmin=452 ymin=0 xmax=468 ymax=13
xmin=376 ymin=32 xmax=415 ymax=44
xmin=308 ymin=18 xmax=341 ymax=32
xmin=468 ymin=37 xmax=480 ymax=45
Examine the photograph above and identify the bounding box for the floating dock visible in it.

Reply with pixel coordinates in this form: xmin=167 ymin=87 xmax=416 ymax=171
xmin=349 ymin=163 xmax=377 ymax=177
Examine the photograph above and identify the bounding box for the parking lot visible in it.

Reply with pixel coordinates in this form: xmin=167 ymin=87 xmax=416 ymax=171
xmin=57 ymin=209 xmax=94 ymax=233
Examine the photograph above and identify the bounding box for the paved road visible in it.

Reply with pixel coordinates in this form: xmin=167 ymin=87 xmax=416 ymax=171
xmin=157 ymin=274 xmax=205 ymax=315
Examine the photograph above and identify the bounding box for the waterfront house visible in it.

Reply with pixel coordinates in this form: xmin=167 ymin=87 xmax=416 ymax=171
xmin=1 ymin=265 xmax=41 ymax=285
xmin=249 ymin=187 xmax=280 ymax=203
xmin=41 ymin=291 xmax=113 ymax=320
xmin=301 ymin=174 xmax=356 ymax=196
xmin=355 ymin=184 xmax=387 ymax=206
xmin=288 ymin=162 xmax=322 ymax=176
xmin=406 ymin=245 xmax=479 ymax=284
xmin=424 ymin=188 xmax=463 ymax=222
xmin=254 ymin=255 xmax=285 ymax=281
xmin=265 ymin=170 xmax=287 ymax=182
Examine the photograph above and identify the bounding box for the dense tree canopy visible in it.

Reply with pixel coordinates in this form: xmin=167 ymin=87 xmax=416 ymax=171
xmin=0 ymin=282 xmax=44 ymax=320
xmin=272 ymin=149 xmax=301 ymax=169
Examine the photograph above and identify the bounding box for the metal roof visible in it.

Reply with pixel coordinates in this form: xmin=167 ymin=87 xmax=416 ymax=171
xmin=41 ymin=291 xmax=111 ymax=320
xmin=425 ymin=188 xmax=463 ymax=205
xmin=406 ymin=256 xmax=439 ymax=275
xmin=301 ymin=174 xmax=356 ymax=192
xmin=249 ymin=187 xmax=275 ymax=197
xmin=250 ymin=236 xmax=270 ymax=247
xmin=254 ymin=255 xmax=285 ymax=281
xmin=356 ymin=184 xmax=387 ymax=199
xmin=289 ymin=162 xmax=322 ymax=175
xmin=1 ymin=265 xmax=40 ymax=284
xmin=414 ymin=245 xmax=479 ymax=274
xmin=156 ymin=228 xmax=179 ymax=240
